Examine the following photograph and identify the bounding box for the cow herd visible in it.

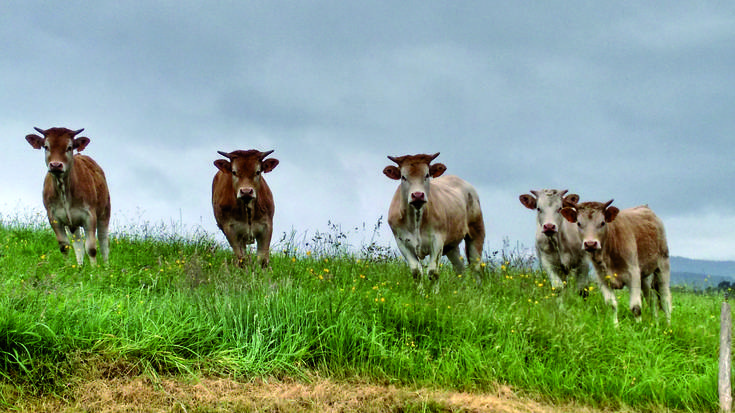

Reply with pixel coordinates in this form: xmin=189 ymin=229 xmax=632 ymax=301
xmin=25 ymin=126 xmax=672 ymax=324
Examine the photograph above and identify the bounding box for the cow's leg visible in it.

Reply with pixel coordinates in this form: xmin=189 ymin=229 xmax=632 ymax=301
xmin=465 ymin=222 xmax=484 ymax=275
xmin=574 ymin=263 xmax=591 ymax=297
xmin=68 ymin=226 xmax=86 ymax=266
xmin=446 ymin=246 xmax=465 ymax=276
xmin=426 ymin=238 xmax=444 ymax=282
xmin=395 ymin=237 xmax=423 ymax=279
xmin=642 ymin=275 xmax=655 ymax=318
xmin=627 ymin=266 xmax=643 ymax=321
xmin=49 ymin=217 xmax=71 ymax=256
xmin=539 ymin=253 xmax=565 ymax=290
xmin=256 ymin=227 xmax=273 ymax=269
xmin=657 ymin=260 xmax=673 ymax=324
xmin=596 ymin=277 xmax=619 ymax=325
xmin=223 ymin=227 xmax=245 ymax=266
xmin=97 ymin=218 xmax=110 ymax=265
xmin=84 ymin=216 xmax=99 ymax=267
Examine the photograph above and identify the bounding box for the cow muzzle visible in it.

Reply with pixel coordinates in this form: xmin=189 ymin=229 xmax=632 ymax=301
xmin=583 ymin=240 xmax=600 ymax=252
xmin=237 ymin=187 xmax=256 ymax=202
xmin=409 ymin=191 xmax=427 ymax=209
xmin=48 ymin=161 xmax=65 ymax=175
xmin=542 ymin=223 xmax=557 ymax=236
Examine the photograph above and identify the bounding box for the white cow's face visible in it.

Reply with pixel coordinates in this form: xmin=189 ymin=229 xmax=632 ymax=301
xmin=25 ymin=127 xmax=89 ymax=176
xmin=520 ymin=189 xmax=579 ymax=236
xmin=383 ymin=153 xmax=446 ymax=212
xmin=561 ymin=200 xmax=619 ymax=251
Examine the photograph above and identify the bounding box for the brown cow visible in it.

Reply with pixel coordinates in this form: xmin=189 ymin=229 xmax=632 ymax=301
xmin=212 ymin=149 xmax=278 ymax=267
xmin=519 ymin=189 xmax=590 ymax=294
xmin=383 ymin=153 xmax=485 ymax=285
xmin=561 ymin=200 xmax=671 ymax=324
xmin=25 ymin=127 xmax=111 ymax=266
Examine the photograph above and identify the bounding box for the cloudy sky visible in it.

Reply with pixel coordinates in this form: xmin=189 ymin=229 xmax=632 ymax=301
xmin=2 ymin=2 xmax=734 ymax=261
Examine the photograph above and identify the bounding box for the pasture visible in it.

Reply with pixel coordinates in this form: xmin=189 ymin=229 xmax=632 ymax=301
xmin=0 ymin=215 xmax=725 ymax=412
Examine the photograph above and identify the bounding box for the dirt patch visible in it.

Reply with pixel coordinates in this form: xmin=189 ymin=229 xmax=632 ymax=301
xmin=5 ymin=375 xmax=626 ymax=413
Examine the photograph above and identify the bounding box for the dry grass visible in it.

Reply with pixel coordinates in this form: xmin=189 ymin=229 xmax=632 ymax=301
xmin=6 ymin=374 xmax=633 ymax=413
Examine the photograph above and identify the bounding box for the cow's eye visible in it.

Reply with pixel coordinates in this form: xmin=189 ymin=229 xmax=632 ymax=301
xmin=577 ymin=222 xmax=581 ymax=227
xmin=536 ymin=208 xmax=541 ymax=212
xmin=599 ymin=221 xmax=605 ymax=227
xmin=425 ymin=173 xmax=430 ymax=179
xmin=556 ymin=208 xmax=562 ymax=213
xmin=401 ymin=176 xmax=407 ymax=181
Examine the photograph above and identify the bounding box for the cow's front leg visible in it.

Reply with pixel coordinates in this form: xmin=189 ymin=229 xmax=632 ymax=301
xmin=255 ymin=228 xmax=273 ymax=269
xmin=539 ymin=254 xmax=565 ymax=290
xmin=395 ymin=236 xmax=422 ymax=279
xmin=598 ymin=280 xmax=619 ymax=325
xmin=48 ymin=216 xmax=70 ymax=255
xmin=425 ymin=238 xmax=443 ymax=282
xmin=69 ymin=226 xmax=85 ymax=266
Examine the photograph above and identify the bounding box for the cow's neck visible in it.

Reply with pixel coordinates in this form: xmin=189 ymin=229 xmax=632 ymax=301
xmin=51 ymin=172 xmax=74 ymax=225
xmin=404 ymin=205 xmax=424 ymax=255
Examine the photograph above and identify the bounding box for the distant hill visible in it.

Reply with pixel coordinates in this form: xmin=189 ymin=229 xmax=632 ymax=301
xmin=670 ymin=256 xmax=735 ymax=287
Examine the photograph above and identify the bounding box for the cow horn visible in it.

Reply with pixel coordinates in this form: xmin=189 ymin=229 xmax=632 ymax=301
xmin=387 ymin=155 xmax=400 ymax=165
xmin=217 ymin=150 xmax=232 ymax=159
xmin=260 ymin=150 xmax=274 ymax=159
xmin=72 ymin=128 xmax=85 ymax=136
xmin=34 ymin=127 xmax=46 ymax=135
xmin=429 ymin=152 xmax=440 ymax=161
xmin=603 ymin=199 xmax=614 ymax=208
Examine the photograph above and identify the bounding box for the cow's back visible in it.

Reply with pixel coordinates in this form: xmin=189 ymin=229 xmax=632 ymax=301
xmin=425 ymin=175 xmax=482 ymax=241
xmin=608 ymin=206 xmax=668 ymax=273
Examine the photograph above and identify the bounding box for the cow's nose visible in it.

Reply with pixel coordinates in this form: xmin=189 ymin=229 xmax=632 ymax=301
xmin=411 ymin=192 xmax=426 ymax=203
xmin=48 ymin=162 xmax=63 ymax=172
xmin=238 ymin=187 xmax=255 ymax=199
xmin=583 ymin=240 xmax=599 ymax=251
xmin=542 ymin=223 xmax=557 ymax=233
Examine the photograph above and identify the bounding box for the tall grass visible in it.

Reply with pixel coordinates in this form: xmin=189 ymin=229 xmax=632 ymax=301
xmin=0 ymin=216 xmax=726 ymax=411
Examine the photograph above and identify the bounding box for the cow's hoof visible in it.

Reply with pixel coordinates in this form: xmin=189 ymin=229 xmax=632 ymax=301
xmin=631 ymin=305 xmax=641 ymax=317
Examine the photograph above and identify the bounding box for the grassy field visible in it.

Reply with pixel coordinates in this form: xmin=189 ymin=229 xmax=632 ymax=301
xmin=0 ymin=216 xmax=727 ymax=412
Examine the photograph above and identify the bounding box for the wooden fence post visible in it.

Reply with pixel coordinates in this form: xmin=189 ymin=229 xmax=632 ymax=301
xmin=720 ymin=301 xmax=732 ymax=413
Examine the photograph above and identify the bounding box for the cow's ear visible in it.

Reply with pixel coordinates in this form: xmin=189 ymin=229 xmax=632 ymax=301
xmin=214 ymin=159 xmax=231 ymax=173
xmin=383 ymin=165 xmax=401 ymax=180
xmin=560 ymin=207 xmax=577 ymax=223
xmin=429 ymin=163 xmax=446 ymax=178
xmin=563 ymin=193 xmax=580 ymax=207
xmin=262 ymin=158 xmax=279 ymax=173
xmin=73 ymin=137 xmax=90 ymax=152
xmin=26 ymin=134 xmax=44 ymax=150
xmin=519 ymin=194 xmax=537 ymax=210
xmin=604 ymin=206 xmax=620 ymax=223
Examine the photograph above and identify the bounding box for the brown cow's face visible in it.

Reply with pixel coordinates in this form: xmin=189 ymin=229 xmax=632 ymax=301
xmin=25 ymin=127 xmax=89 ymax=176
xmin=520 ymin=189 xmax=579 ymax=236
xmin=383 ymin=153 xmax=446 ymax=212
xmin=561 ymin=200 xmax=619 ymax=252
xmin=215 ymin=150 xmax=278 ymax=205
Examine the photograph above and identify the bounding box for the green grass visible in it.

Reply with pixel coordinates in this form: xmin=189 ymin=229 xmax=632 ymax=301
xmin=0 ymin=216 xmax=727 ymax=411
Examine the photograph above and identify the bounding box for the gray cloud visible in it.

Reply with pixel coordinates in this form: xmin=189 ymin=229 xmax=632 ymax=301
xmin=3 ymin=1 xmax=735 ymax=259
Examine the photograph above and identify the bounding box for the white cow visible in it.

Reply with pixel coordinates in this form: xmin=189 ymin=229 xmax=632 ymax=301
xmin=383 ymin=153 xmax=485 ymax=285
xmin=519 ymin=189 xmax=590 ymax=293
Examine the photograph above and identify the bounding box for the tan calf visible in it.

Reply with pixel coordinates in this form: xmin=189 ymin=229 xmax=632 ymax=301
xmin=212 ymin=149 xmax=278 ymax=267
xmin=26 ymin=127 xmax=111 ymax=266
xmin=383 ymin=153 xmax=485 ymax=284
xmin=561 ymin=200 xmax=671 ymax=324
xmin=519 ymin=189 xmax=590 ymax=293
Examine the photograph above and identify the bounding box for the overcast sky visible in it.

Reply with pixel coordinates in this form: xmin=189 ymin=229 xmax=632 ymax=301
xmin=2 ymin=2 xmax=734 ymax=261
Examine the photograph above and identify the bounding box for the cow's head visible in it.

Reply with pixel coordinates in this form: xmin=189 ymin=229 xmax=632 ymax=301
xmin=383 ymin=152 xmax=446 ymax=211
xmin=26 ymin=127 xmax=89 ymax=176
xmin=561 ymin=200 xmax=619 ymax=252
xmin=519 ymin=189 xmax=579 ymax=236
xmin=214 ymin=149 xmax=278 ymax=205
